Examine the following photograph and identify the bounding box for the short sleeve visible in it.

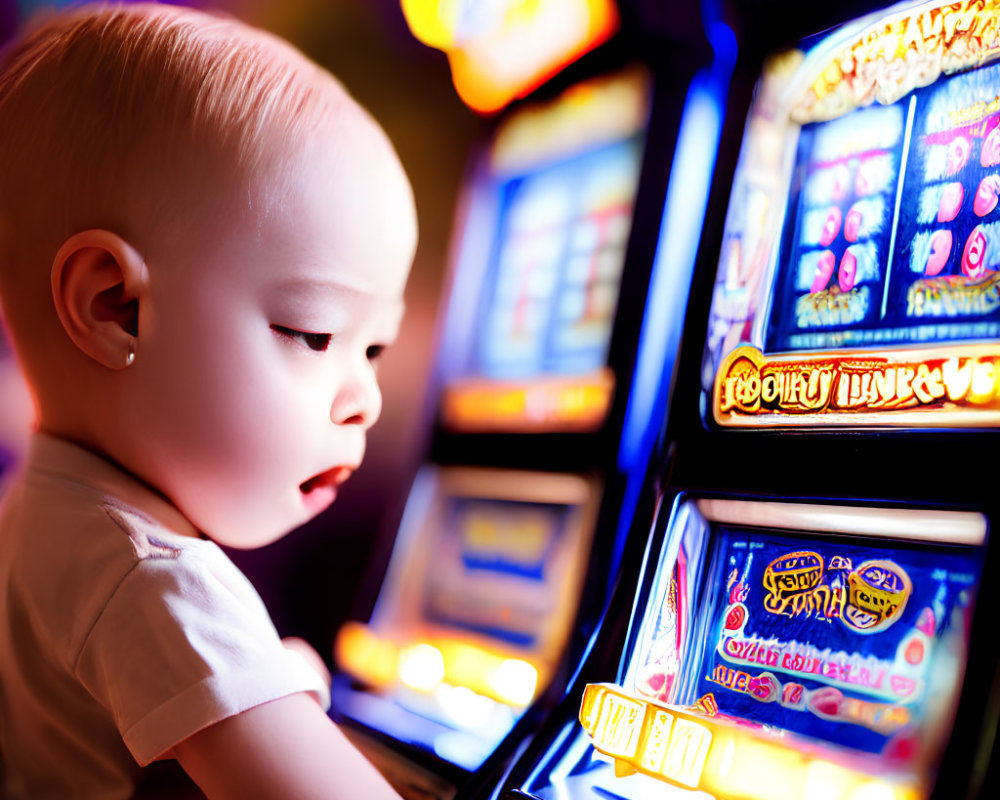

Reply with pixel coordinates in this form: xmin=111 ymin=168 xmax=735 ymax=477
xmin=73 ymin=544 xmax=330 ymax=766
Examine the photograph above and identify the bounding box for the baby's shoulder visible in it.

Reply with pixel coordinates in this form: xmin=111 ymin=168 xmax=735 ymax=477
xmin=2 ymin=479 xmax=212 ymax=663
xmin=96 ymin=499 xmax=192 ymax=562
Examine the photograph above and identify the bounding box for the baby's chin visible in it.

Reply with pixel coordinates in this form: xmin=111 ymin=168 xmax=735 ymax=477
xmin=189 ymin=507 xmax=304 ymax=550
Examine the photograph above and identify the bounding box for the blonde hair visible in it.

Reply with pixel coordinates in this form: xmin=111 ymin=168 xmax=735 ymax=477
xmin=0 ymin=1 xmax=348 ymax=286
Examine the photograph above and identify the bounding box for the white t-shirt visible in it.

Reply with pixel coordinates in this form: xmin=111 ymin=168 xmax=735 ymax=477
xmin=0 ymin=435 xmax=329 ymax=799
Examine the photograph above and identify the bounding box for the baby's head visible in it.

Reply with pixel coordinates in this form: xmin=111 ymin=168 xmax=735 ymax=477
xmin=0 ymin=3 xmax=417 ymax=547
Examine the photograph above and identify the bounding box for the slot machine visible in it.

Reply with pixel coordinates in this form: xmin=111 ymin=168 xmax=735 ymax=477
xmin=496 ymin=1 xmax=1000 ymax=799
xmin=329 ymin=1 xmax=735 ymax=798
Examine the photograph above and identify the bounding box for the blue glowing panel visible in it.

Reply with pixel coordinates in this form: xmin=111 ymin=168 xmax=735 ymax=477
xmin=688 ymin=528 xmax=979 ymax=756
xmin=767 ymin=60 xmax=1000 ymax=353
xmin=892 ymin=63 xmax=1000 ymax=328
xmin=422 ymin=497 xmax=571 ymax=647
xmin=476 ymin=138 xmax=642 ymax=378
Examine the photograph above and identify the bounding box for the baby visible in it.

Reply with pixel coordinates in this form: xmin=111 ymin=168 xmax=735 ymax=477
xmin=0 ymin=3 xmax=414 ymax=798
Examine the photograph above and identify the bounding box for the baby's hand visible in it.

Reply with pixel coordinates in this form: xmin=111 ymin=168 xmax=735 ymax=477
xmin=282 ymin=636 xmax=332 ymax=695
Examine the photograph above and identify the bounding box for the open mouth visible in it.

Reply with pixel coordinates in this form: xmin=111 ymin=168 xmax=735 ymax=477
xmin=300 ymin=466 xmax=352 ymax=495
xmin=299 ymin=466 xmax=353 ymax=513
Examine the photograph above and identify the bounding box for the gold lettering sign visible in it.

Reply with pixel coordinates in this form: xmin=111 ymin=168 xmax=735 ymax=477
xmin=757 ymin=550 xmax=911 ymax=634
xmin=714 ymin=345 xmax=1000 ymax=426
xmin=793 ymin=0 xmax=1000 ymax=123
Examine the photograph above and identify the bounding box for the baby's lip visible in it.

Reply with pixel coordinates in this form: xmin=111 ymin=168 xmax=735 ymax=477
xmin=300 ymin=466 xmax=355 ymax=495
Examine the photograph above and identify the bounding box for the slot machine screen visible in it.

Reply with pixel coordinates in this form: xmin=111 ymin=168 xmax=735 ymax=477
xmin=704 ymin=0 xmax=1000 ymax=428
xmin=440 ymin=67 xmax=649 ymax=432
xmin=575 ymin=498 xmax=987 ymax=800
xmin=421 ymin=493 xmax=585 ymax=653
xmin=477 ymin=138 xmax=641 ymax=380
xmin=335 ymin=468 xmax=598 ymax=769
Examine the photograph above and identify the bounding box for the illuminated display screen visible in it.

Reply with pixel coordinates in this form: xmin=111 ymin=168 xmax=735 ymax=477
xmin=769 ymin=62 xmax=1000 ymax=353
xmin=423 ymin=497 xmax=573 ymax=647
xmin=565 ymin=498 xmax=987 ymax=800
xmin=477 ymin=138 xmax=642 ymax=379
xmin=702 ymin=1 xmax=1000 ymax=426
xmin=675 ymin=528 xmax=977 ymax=755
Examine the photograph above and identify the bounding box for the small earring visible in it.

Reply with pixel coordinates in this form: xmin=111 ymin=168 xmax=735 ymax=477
xmin=125 ymin=341 xmax=135 ymax=367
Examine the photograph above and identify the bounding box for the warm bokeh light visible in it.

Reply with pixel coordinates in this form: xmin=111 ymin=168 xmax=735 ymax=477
xmin=441 ymin=371 xmax=614 ymax=432
xmin=400 ymin=0 xmax=619 ymax=113
xmin=338 ymin=625 xmax=544 ymax=707
xmin=333 ymin=621 xmax=399 ymax=689
xmin=491 ymin=658 xmax=539 ymax=707
xmin=399 ymin=642 xmax=446 ymax=692
xmin=438 ymin=684 xmax=496 ymax=729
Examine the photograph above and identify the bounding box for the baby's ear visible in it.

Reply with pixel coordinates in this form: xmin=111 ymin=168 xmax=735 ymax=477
xmin=50 ymin=230 xmax=148 ymax=370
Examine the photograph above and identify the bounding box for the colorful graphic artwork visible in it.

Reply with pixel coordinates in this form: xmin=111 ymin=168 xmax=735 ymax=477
xmin=635 ymin=547 xmax=690 ymax=704
xmin=894 ymin=64 xmax=1000 ymax=325
xmin=688 ymin=529 xmax=978 ymax=755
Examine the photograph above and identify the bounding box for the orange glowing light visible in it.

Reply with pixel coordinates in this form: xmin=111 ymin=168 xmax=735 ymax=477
xmin=441 ymin=369 xmax=614 ymax=432
xmin=400 ymin=0 xmax=619 ymax=113
xmin=336 ymin=623 xmax=545 ymax=707
xmin=334 ymin=621 xmax=399 ymax=689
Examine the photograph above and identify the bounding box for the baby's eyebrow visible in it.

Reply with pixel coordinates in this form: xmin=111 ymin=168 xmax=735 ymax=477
xmin=268 ymin=277 xmax=363 ymax=297
xmin=268 ymin=277 xmax=406 ymax=323
xmin=269 ymin=277 xmax=403 ymax=306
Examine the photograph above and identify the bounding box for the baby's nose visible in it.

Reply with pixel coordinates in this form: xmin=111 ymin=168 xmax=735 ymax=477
xmin=330 ymin=362 xmax=382 ymax=428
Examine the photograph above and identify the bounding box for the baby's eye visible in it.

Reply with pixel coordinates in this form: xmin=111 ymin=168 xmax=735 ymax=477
xmin=366 ymin=344 xmax=386 ymax=362
xmin=272 ymin=324 xmax=332 ymax=352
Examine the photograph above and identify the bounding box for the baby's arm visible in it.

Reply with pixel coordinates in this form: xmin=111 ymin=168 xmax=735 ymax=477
xmin=172 ymin=693 xmax=402 ymax=800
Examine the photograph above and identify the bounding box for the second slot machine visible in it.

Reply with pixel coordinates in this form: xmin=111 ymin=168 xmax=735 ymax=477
xmin=331 ymin=2 xmax=733 ymax=798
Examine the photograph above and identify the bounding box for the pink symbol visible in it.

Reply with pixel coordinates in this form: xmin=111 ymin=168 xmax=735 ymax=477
xmin=962 ymin=226 xmax=988 ymax=279
xmin=844 ymin=205 xmax=863 ymax=242
xmin=937 ymin=182 xmax=964 ymax=222
xmin=925 ymin=230 xmax=953 ymax=276
xmin=819 ymin=206 xmax=842 ymax=246
xmin=749 ymin=673 xmax=779 ymax=703
xmin=982 ymin=125 xmax=1000 ymax=168
xmin=811 ymin=250 xmax=836 ymax=293
xmin=947 ymin=136 xmax=971 ymax=175
xmin=916 ymin=607 xmax=936 ymax=637
xmin=974 ymin=175 xmax=1000 ymax=217
xmin=808 ymin=686 xmax=844 ymax=718
xmin=838 ymin=249 xmax=858 ymax=292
